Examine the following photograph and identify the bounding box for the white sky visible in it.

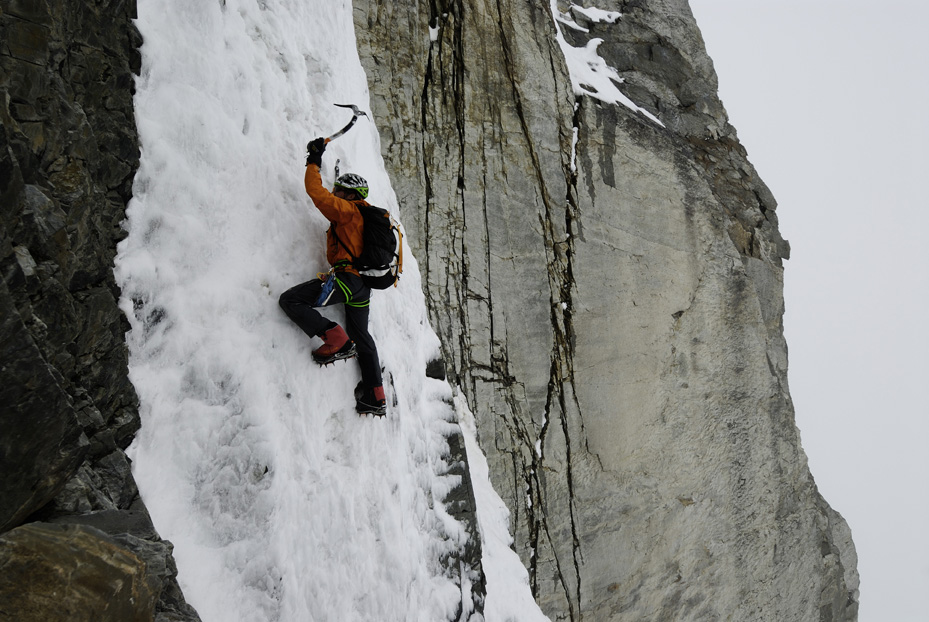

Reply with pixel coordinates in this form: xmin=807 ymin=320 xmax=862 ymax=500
xmin=688 ymin=2 xmax=929 ymax=621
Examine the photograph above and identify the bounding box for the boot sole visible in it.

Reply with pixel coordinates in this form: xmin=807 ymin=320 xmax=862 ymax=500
xmin=312 ymin=344 xmax=358 ymax=366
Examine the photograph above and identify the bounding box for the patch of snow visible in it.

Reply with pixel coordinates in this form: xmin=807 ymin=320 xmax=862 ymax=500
xmin=555 ymin=9 xmax=589 ymax=33
xmin=571 ymin=5 xmax=622 ymax=24
xmin=570 ymin=124 xmax=579 ymax=172
xmin=550 ymin=1 xmax=665 ymax=127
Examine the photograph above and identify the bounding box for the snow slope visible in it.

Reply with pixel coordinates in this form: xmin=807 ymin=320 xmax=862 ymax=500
xmin=115 ymin=1 xmax=548 ymax=620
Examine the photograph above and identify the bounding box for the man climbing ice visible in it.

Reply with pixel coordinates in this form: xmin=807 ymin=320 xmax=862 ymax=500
xmin=279 ymin=137 xmax=386 ymax=416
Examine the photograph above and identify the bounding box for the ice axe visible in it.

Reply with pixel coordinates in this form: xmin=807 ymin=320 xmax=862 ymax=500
xmin=306 ymin=104 xmax=367 ymax=165
xmin=325 ymin=103 xmax=367 ymax=144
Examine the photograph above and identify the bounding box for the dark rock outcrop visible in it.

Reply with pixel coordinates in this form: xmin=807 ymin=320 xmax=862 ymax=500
xmin=0 ymin=522 xmax=157 ymax=622
xmin=0 ymin=0 xmax=198 ymax=619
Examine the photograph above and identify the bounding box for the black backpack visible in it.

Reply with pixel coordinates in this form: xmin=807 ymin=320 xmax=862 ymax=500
xmin=333 ymin=204 xmax=403 ymax=289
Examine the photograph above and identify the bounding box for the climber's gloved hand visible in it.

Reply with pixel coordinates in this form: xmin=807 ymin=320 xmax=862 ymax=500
xmin=306 ymin=137 xmax=327 ymax=167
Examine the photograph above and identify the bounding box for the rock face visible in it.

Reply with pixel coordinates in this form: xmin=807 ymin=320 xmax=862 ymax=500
xmin=0 ymin=522 xmax=158 ymax=622
xmin=0 ymin=1 xmax=198 ymax=619
xmin=354 ymin=0 xmax=859 ymax=620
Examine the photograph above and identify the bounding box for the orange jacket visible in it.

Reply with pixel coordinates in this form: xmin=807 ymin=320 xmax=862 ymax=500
xmin=304 ymin=163 xmax=366 ymax=275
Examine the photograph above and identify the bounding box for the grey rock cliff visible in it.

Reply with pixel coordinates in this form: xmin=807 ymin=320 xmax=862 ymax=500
xmin=0 ymin=1 xmax=198 ymax=619
xmin=354 ymin=0 xmax=858 ymax=620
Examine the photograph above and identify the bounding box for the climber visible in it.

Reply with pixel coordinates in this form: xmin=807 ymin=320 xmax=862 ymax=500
xmin=278 ymin=137 xmax=386 ymax=416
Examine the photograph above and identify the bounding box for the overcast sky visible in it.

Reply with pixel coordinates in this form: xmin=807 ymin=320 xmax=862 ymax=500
xmin=687 ymin=2 xmax=929 ymax=620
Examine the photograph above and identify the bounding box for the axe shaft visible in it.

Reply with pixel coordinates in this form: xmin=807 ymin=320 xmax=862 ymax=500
xmin=325 ymin=104 xmax=367 ymax=143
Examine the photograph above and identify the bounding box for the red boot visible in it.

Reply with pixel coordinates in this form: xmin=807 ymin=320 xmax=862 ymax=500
xmin=312 ymin=325 xmax=356 ymax=366
xmin=355 ymin=382 xmax=386 ymax=416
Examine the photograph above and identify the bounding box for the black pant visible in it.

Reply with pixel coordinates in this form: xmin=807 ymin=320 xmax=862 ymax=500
xmin=279 ymin=272 xmax=382 ymax=390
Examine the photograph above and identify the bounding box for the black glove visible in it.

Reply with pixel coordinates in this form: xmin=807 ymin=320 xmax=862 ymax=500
xmin=306 ymin=137 xmax=326 ymax=167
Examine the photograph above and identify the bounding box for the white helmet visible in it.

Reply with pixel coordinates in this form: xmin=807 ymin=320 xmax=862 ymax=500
xmin=334 ymin=173 xmax=368 ymax=199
